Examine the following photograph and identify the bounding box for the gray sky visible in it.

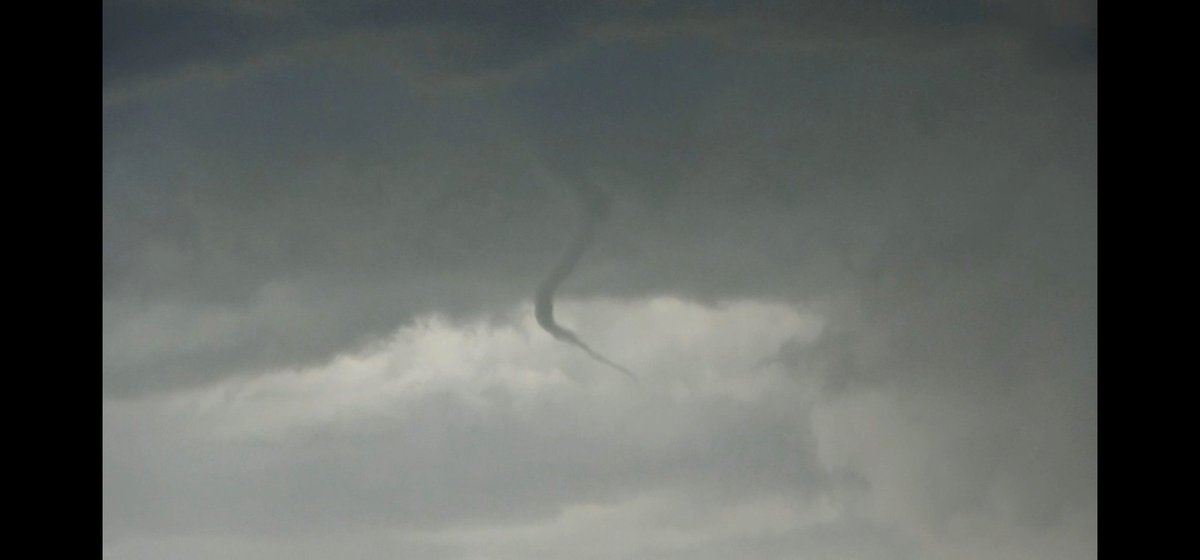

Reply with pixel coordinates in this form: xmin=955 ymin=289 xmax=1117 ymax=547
xmin=103 ymin=1 xmax=1096 ymax=558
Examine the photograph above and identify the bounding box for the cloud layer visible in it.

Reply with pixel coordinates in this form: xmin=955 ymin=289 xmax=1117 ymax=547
xmin=104 ymin=2 xmax=1096 ymax=558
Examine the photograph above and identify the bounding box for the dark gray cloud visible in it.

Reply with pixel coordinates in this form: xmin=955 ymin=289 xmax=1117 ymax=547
xmin=104 ymin=0 xmax=1094 ymax=101
xmin=104 ymin=33 xmax=1093 ymax=395
xmin=104 ymin=2 xmax=1095 ymax=558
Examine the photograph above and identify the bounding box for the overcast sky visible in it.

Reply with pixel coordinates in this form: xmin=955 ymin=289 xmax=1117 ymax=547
xmin=103 ymin=1 xmax=1096 ymax=558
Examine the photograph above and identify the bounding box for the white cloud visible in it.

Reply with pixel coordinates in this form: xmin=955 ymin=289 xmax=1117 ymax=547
xmin=106 ymin=294 xmax=1094 ymax=558
xmin=105 ymin=298 xmax=837 ymax=552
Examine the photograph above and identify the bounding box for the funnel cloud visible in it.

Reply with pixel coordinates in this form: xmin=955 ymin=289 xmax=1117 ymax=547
xmin=533 ymin=171 xmax=638 ymax=382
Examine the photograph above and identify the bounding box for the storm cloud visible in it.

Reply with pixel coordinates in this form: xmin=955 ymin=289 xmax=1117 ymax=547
xmin=104 ymin=1 xmax=1096 ymax=558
